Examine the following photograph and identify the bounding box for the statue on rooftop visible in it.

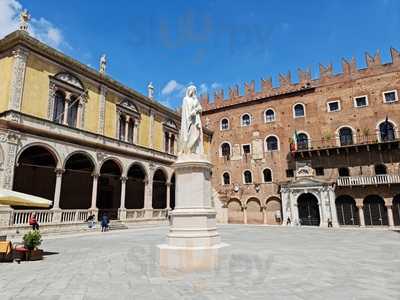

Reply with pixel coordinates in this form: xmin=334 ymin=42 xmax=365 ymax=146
xmin=99 ymin=54 xmax=107 ymax=74
xmin=19 ymin=9 xmax=30 ymax=32
xmin=179 ymin=85 xmax=204 ymax=155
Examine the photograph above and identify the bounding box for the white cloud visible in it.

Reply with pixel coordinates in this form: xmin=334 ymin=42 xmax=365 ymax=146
xmin=0 ymin=0 xmax=66 ymax=49
xmin=161 ymin=80 xmax=184 ymax=96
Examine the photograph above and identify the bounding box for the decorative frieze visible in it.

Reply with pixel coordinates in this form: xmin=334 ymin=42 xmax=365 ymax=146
xmin=3 ymin=132 xmax=21 ymax=190
xmin=98 ymin=85 xmax=107 ymax=135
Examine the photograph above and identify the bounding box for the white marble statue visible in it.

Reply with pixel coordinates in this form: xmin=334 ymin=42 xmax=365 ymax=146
xmin=179 ymin=85 xmax=204 ymax=155
xmin=99 ymin=54 xmax=107 ymax=74
xmin=19 ymin=9 xmax=30 ymax=32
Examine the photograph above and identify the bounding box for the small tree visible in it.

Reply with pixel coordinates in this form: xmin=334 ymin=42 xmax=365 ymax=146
xmin=23 ymin=230 xmax=42 ymax=250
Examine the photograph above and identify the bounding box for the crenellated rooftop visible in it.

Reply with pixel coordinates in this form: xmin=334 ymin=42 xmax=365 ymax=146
xmin=201 ymin=48 xmax=400 ymax=112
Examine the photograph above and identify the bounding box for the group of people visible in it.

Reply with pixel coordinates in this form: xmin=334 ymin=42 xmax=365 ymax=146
xmin=85 ymin=214 xmax=110 ymax=232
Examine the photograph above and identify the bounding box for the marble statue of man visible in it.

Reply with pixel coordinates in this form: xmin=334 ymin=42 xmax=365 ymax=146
xmin=99 ymin=54 xmax=107 ymax=74
xmin=179 ymin=85 xmax=204 ymax=155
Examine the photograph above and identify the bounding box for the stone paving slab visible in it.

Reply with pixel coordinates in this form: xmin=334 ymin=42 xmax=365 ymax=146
xmin=1 ymin=225 xmax=399 ymax=300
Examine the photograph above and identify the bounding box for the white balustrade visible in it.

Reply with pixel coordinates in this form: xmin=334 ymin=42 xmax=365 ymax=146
xmin=61 ymin=210 xmax=89 ymax=223
xmin=12 ymin=210 xmax=54 ymax=226
xmin=337 ymin=175 xmax=400 ymax=186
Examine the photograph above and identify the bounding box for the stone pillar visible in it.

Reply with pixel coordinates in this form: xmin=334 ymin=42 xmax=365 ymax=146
xmin=0 ymin=206 xmax=12 ymax=228
xmin=124 ymin=115 xmax=130 ymax=142
xmin=76 ymin=101 xmax=83 ymax=128
xmin=63 ymin=95 xmax=70 ymax=125
xmin=357 ymin=204 xmax=365 ymax=227
xmin=52 ymin=168 xmax=64 ymax=209
xmin=9 ymin=47 xmax=29 ymax=111
xmin=386 ymin=204 xmax=395 ymax=227
xmin=243 ymin=206 xmax=247 ymax=224
xmin=262 ymin=206 xmax=267 ymax=224
xmin=144 ymin=167 xmax=154 ymax=218
xmin=149 ymin=110 xmax=154 ymax=148
xmin=91 ymin=173 xmax=99 ymax=209
xmin=98 ymin=85 xmax=107 ymax=135
xmin=119 ymin=176 xmax=127 ymax=220
xmin=166 ymin=182 xmax=171 ymax=209
xmin=327 ymin=187 xmax=339 ymax=227
xmin=2 ymin=132 xmax=20 ymax=190
xmin=133 ymin=120 xmax=139 ymax=144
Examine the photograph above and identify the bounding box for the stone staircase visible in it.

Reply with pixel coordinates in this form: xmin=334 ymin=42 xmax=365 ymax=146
xmin=108 ymin=221 xmax=129 ymax=231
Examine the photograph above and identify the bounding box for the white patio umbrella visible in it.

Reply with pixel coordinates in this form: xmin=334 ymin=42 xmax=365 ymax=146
xmin=0 ymin=189 xmax=52 ymax=208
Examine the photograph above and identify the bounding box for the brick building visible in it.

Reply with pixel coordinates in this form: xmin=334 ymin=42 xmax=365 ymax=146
xmin=201 ymin=49 xmax=400 ymax=228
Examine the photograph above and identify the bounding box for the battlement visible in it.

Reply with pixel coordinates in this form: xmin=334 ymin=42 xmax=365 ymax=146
xmin=201 ymin=48 xmax=400 ymax=112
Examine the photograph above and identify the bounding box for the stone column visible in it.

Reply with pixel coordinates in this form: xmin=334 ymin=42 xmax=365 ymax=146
xmin=98 ymin=85 xmax=107 ymax=135
xmin=52 ymin=168 xmax=64 ymax=209
xmin=9 ymin=47 xmax=29 ymax=111
xmin=386 ymin=204 xmax=395 ymax=227
xmin=166 ymin=182 xmax=171 ymax=209
xmin=124 ymin=115 xmax=130 ymax=142
xmin=133 ymin=120 xmax=139 ymax=144
xmin=243 ymin=206 xmax=247 ymax=224
xmin=327 ymin=187 xmax=339 ymax=227
xmin=2 ymin=132 xmax=20 ymax=190
xmin=63 ymin=94 xmax=70 ymax=125
xmin=357 ymin=204 xmax=365 ymax=227
xmin=90 ymin=173 xmax=99 ymax=210
xmin=76 ymin=101 xmax=83 ymax=129
xmin=262 ymin=206 xmax=267 ymax=224
xmin=144 ymin=168 xmax=154 ymax=218
xmin=119 ymin=176 xmax=127 ymax=220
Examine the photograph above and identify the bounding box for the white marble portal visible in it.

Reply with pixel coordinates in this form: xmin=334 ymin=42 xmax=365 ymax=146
xmin=158 ymin=154 xmax=227 ymax=271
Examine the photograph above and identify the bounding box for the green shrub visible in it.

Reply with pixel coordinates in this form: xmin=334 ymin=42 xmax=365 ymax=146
xmin=23 ymin=230 xmax=42 ymax=250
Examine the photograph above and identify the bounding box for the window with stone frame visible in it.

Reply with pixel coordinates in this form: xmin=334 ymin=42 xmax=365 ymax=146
xmin=48 ymin=72 xmax=87 ymax=128
xmin=243 ymin=170 xmax=253 ymax=184
xmin=222 ymin=172 xmax=230 ymax=185
xmin=263 ymin=168 xmax=272 ymax=182
xmin=383 ymin=90 xmax=398 ymax=103
xmin=163 ymin=120 xmax=178 ymax=154
xmin=117 ymin=99 xmax=141 ymax=144
xmin=220 ymin=118 xmax=229 ymax=131
xmin=241 ymin=113 xmax=251 ymax=126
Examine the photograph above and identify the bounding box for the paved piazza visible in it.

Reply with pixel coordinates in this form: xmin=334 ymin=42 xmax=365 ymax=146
xmin=1 ymin=225 xmax=399 ymax=300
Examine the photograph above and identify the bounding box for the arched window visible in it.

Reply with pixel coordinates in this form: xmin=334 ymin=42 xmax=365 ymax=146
xmin=339 ymin=127 xmax=353 ymax=146
xmin=241 ymin=114 xmax=251 ymax=126
xmin=379 ymin=120 xmax=395 ymax=142
xmin=243 ymin=170 xmax=253 ymax=184
xmin=263 ymin=169 xmax=272 ymax=182
xmin=220 ymin=118 xmax=229 ymax=131
xmin=293 ymin=103 xmax=305 ymax=118
xmin=375 ymin=164 xmax=387 ymax=175
xmin=222 ymin=172 xmax=230 ymax=185
xmin=221 ymin=142 xmax=231 ymax=159
xmin=297 ymin=133 xmax=309 ymax=150
xmin=266 ymin=136 xmax=279 ymax=151
xmin=338 ymin=167 xmax=350 ymax=177
xmin=264 ymin=109 xmax=275 ymax=122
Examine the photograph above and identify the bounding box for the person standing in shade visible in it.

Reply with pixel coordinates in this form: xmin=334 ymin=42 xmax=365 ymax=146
xmin=101 ymin=214 xmax=109 ymax=232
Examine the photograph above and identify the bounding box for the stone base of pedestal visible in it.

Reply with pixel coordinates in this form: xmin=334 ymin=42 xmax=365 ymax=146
xmin=158 ymin=154 xmax=228 ymax=271
xmin=158 ymin=242 xmax=228 ymax=272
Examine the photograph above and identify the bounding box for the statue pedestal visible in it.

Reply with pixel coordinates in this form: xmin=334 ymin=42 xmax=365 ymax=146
xmin=158 ymin=155 xmax=227 ymax=271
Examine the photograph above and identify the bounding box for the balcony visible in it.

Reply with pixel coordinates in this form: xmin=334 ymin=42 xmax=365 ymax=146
xmin=292 ymin=132 xmax=400 ymax=158
xmin=337 ymin=175 xmax=400 ymax=187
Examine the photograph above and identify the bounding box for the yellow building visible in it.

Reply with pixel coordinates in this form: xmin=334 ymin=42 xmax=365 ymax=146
xmin=0 ymin=28 xmax=211 ymax=229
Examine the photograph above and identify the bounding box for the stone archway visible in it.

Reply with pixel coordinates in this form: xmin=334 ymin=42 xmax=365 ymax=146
xmin=60 ymin=152 xmax=94 ymax=209
xmin=363 ymin=195 xmax=388 ymax=226
xmin=97 ymin=160 xmax=122 ymax=220
xmin=265 ymin=197 xmax=282 ymax=225
xmin=126 ymin=164 xmax=146 ymax=209
xmin=13 ymin=145 xmax=58 ymax=204
xmin=227 ymin=199 xmax=243 ymax=224
xmin=246 ymin=198 xmax=263 ymax=224
xmin=152 ymin=169 xmax=167 ymax=209
xmin=336 ymin=195 xmax=359 ymax=226
xmin=297 ymin=193 xmax=320 ymax=226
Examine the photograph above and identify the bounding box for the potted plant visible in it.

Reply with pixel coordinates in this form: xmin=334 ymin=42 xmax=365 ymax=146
xmin=23 ymin=230 xmax=43 ymax=261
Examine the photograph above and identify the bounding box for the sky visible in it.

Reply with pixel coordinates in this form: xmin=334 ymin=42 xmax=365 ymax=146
xmin=1 ymin=0 xmax=400 ymax=109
